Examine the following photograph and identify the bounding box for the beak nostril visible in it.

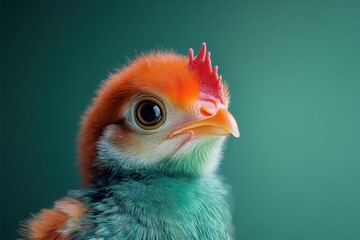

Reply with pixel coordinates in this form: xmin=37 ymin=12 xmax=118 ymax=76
xmin=200 ymin=107 xmax=216 ymax=117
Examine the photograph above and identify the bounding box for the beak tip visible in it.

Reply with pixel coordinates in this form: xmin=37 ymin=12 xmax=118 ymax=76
xmin=233 ymin=130 xmax=240 ymax=138
xmin=231 ymin=122 xmax=240 ymax=138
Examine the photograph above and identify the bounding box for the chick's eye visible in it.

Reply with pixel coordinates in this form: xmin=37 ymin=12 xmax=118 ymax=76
xmin=135 ymin=96 xmax=166 ymax=130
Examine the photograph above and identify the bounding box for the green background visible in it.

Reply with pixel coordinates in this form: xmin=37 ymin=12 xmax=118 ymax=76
xmin=1 ymin=1 xmax=360 ymax=239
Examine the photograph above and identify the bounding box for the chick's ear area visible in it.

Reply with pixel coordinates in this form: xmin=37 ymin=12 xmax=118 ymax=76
xmin=79 ymin=80 xmax=142 ymax=184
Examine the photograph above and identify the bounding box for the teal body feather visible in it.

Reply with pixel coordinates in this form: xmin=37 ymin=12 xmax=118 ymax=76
xmin=71 ymin=169 xmax=233 ymax=239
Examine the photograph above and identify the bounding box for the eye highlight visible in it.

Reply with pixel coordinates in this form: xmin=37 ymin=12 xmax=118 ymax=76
xmin=135 ymin=95 xmax=166 ymax=130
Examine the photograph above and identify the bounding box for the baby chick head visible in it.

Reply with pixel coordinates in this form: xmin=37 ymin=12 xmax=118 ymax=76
xmin=79 ymin=43 xmax=239 ymax=184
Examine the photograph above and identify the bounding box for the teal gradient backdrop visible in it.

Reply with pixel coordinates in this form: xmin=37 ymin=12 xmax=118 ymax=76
xmin=1 ymin=1 xmax=360 ymax=239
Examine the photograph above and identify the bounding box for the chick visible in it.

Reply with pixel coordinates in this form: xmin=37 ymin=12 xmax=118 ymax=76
xmin=23 ymin=43 xmax=239 ymax=240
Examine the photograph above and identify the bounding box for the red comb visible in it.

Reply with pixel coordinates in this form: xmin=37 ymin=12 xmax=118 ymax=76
xmin=188 ymin=42 xmax=224 ymax=103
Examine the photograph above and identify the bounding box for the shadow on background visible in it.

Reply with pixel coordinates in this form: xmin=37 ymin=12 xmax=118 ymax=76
xmin=1 ymin=1 xmax=359 ymax=239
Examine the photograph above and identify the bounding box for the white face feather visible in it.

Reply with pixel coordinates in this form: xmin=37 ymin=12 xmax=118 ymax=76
xmin=97 ymin=124 xmax=186 ymax=168
xmin=95 ymin=93 xmax=227 ymax=176
xmin=97 ymin=125 xmax=226 ymax=176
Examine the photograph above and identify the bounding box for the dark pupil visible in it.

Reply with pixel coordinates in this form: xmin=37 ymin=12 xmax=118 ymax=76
xmin=138 ymin=101 xmax=162 ymax=125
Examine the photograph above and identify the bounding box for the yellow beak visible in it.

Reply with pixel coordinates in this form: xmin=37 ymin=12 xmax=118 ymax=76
xmin=169 ymin=107 xmax=240 ymax=139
